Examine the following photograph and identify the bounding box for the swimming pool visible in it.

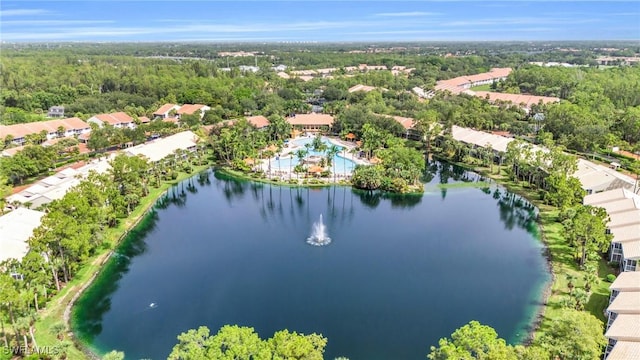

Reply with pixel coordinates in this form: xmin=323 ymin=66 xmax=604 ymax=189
xmin=269 ymin=137 xmax=356 ymax=175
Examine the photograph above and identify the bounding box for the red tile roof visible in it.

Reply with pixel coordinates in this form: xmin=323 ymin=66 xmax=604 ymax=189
xmin=474 ymin=91 xmax=560 ymax=108
xmin=435 ymin=68 xmax=513 ymax=91
xmin=286 ymin=113 xmax=334 ymax=126
xmin=0 ymin=117 xmax=90 ymax=139
xmin=2 ymin=146 xmax=25 ymax=156
xmin=153 ymin=104 xmax=178 ymax=115
xmin=246 ymin=115 xmax=270 ymax=129
xmin=391 ymin=116 xmax=415 ymax=130
xmin=139 ymin=116 xmax=151 ymax=123
xmin=93 ymin=112 xmax=133 ymax=125
xmin=177 ymin=104 xmax=207 ymax=115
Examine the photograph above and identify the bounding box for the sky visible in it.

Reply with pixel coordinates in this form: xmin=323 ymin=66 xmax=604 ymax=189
xmin=1 ymin=1 xmax=639 ymax=42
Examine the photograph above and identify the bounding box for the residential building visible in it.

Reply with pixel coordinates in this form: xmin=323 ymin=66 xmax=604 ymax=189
xmin=297 ymin=75 xmax=314 ymax=82
xmin=47 ymin=106 xmax=65 ymax=118
xmin=450 ymin=125 xmax=516 ymax=154
xmin=473 ymin=91 xmax=560 ymax=111
xmin=153 ymin=104 xmax=180 ymax=119
xmin=604 ymin=272 xmax=640 ymax=359
xmin=246 ymin=116 xmax=270 ymax=129
xmin=88 ymin=112 xmax=135 ymax=129
xmin=430 ymin=68 xmax=559 ymax=112
xmin=604 ymin=314 xmax=640 ymax=359
xmin=286 ymin=113 xmax=334 ymax=132
xmin=435 ymin=68 xmax=512 ymax=91
xmin=176 ymin=104 xmax=210 ymax=119
xmin=239 ymin=65 xmax=260 ymax=73
xmin=0 ymin=117 xmax=91 ymax=146
xmin=152 ymin=104 xmax=211 ymax=120
xmin=125 ymin=131 xmax=199 ymax=162
xmin=0 ymin=208 xmax=45 ymax=263
xmin=584 ymin=188 xmax=640 ymax=271
xmin=290 ymin=70 xmax=317 ymax=76
xmin=7 ymin=160 xmax=111 ymax=209
xmin=575 ymin=159 xmax=636 ymax=194
xmin=348 ymin=84 xmax=384 ymax=93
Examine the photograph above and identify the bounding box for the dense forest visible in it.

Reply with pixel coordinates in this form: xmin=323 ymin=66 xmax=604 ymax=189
xmin=2 ymin=42 xmax=639 ymax=157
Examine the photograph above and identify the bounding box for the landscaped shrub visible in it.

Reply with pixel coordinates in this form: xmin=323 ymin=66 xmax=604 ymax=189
xmin=606 ymin=274 xmax=616 ymax=282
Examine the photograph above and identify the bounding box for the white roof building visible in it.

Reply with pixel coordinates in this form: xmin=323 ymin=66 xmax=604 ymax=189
xmin=125 ymin=131 xmax=199 ymax=162
xmin=584 ymin=188 xmax=640 ymax=273
xmin=605 ymin=314 xmax=640 ymax=342
xmin=7 ymin=156 xmax=113 ymax=209
xmin=606 ymin=341 xmax=640 ymax=360
xmin=450 ymin=126 xmax=637 ymax=194
xmin=605 ymin=272 xmax=640 ymax=359
xmin=0 ymin=208 xmax=45 ymax=263
xmin=574 ymin=159 xmax=636 ymax=194
xmin=450 ymin=125 xmax=515 ymax=153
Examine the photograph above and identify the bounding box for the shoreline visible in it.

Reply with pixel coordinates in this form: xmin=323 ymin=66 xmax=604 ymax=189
xmin=33 ymin=166 xmax=211 ymax=359
xmin=66 ymin=190 xmax=166 ymax=359
xmin=433 ymin=155 xmax=568 ymax=345
xmin=218 ymin=167 xmax=426 ymax=195
xmin=59 ymin=161 xmax=555 ymax=358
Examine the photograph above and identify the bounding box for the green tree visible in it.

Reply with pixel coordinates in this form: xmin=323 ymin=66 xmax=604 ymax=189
xmin=207 ymin=325 xmax=270 ymax=360
xmin=351 ymin=165 xmax=384 ymax=190
xmin=563 ymin=205 xmax=612 ymax=267
xmin=168 ymin=326 xmax=213 ymax=360
xmin=427 ymin=321 xmax=518 ymax=360
xmin=269 ymin=330 xmax=327 ymax=360
xmin=535 ymin=309 xmax=606 ymax=360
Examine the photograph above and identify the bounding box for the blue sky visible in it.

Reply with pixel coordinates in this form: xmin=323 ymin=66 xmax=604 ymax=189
xmin=1 ymin=1 xmax=639 ymax=42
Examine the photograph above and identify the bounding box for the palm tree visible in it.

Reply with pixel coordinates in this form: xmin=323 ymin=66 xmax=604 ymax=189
xmin=295 ymin=148 xmax=308 ymax=179
xmin=263 ymin=150 xmax=275 ymax=174
xmin=326 ymin=145 xmax=341 ymax=182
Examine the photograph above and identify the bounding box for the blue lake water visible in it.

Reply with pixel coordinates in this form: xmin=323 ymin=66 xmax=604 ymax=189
xmin=73 ymin=162 xmax=550 ymax=359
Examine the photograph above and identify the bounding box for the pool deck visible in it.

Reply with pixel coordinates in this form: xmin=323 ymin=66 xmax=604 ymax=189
xmin=256 ymin=135 xmax=371 ymax=182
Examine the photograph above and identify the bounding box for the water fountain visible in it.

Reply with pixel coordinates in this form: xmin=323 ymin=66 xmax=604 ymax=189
xmin=307 ymin=214 xmax=331 ymax=246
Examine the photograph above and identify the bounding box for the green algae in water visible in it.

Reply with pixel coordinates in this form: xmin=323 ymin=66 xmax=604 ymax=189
xmin=72 ymin=206 xmax=161 ymax=353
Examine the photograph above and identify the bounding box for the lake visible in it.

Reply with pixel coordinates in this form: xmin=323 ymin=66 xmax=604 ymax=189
xmin=73 ymin=162 xmax=550 ymax=360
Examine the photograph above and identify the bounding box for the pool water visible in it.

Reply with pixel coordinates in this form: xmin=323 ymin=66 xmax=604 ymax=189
xmin=270 ymin=137 xmax=356 ymax=175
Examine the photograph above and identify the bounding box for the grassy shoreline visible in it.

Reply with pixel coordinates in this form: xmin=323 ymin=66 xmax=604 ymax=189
xmin=440 ymin=159 xmax=613 ymax=342
xmin=36 ymin=160 xmax=612 ymax=358
xmin=33 ymin=165 xmax=211 ymax=359
xmin=219 ymin=167 xmax=425 ymax=195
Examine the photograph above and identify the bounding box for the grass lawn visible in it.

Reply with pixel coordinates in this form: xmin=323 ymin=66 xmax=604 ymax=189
xmin=448 ymin=162 xmax=615 ymax=342
xmin=33 ymin=165 xmax=211 ymax=359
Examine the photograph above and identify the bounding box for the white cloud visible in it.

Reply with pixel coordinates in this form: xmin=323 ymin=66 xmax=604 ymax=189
xmin=443 ymin=17 xmax=600 ymax=27
xmin=2 ymin=20 xmax=115 ymax=25
xmin=374 ymin=11 xmax=440 ymax=17
xmin=0 ymin=9 xmax=49 ymax=17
